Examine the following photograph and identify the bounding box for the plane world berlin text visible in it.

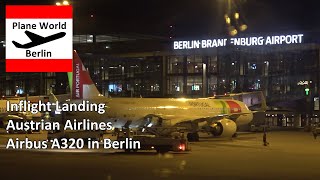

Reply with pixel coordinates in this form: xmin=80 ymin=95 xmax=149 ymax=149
xmin=173 ymin=34 xmax=303 ymax=50
xmin=6 ymin=5 xmax=73 ymax=72
xmin=12 ymin=22 xmax=67 ymax=58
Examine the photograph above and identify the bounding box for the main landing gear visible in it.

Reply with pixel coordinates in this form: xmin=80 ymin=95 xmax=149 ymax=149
xmin=187 ymin=132 xmax=199 ymax=142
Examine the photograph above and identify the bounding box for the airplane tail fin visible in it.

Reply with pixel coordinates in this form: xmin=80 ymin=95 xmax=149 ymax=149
xmin=12 ymin=41 xmax=23 ymax=48
xmin=67 ymin=51 xmax=102 ymax=100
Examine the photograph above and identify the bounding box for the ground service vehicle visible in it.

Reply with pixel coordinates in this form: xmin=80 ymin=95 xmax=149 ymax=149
xmin=117 ymin=130 xmax=190 ymax=153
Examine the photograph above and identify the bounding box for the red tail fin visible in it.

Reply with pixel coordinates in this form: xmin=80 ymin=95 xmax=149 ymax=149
xmin=69 ymin=51 xmax=102 ymax=99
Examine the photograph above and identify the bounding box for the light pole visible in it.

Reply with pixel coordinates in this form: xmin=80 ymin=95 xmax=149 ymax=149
xmin=224 ymin=0 xmax=247 ymax=36
xmin=56 ymin=1 xmax=69 ymax=6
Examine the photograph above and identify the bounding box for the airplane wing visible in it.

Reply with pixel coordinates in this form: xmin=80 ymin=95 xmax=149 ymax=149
xmin=213 ymin=112 xmax=252 ymax=120
xmin=147 ymin=112 xmax=251 ymax=126
xmin=25 ymin=31 xmax=44 ymax=41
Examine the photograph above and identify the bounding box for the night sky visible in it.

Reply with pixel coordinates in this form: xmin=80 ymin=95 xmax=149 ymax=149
xmin=1 ymin=0 xmax=320 ymax=38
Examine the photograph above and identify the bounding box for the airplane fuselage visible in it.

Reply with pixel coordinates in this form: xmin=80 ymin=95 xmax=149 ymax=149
xmin=66 ymin=97 xmax=253 ymax=129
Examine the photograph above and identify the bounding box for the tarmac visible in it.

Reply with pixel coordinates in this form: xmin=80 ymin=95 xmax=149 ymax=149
xmin=0 ymin=131 xmax=320 ymax=180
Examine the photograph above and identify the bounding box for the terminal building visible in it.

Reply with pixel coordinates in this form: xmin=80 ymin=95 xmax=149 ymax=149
xmin=1 ymin=31 xmax=320 ymax=128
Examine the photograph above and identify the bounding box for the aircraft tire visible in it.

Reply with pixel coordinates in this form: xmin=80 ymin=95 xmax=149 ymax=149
xmin=232 ymin=133 xmax=238 ymax=138
xmin=187 ymin=132 xmax=199 ymax=142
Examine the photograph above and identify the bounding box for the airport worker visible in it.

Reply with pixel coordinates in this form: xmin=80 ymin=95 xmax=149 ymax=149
xmin=263 ymin=127 xmax=269 ymax=146
xmin=313 ymin=129 xmax=317 ymax=139
xmin=263 ymin=132 xmax=268 ymax=146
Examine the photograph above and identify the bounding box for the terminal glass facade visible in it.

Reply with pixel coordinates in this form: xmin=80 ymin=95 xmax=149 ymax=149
xmin=0 ymin=36 xmax=320 ymax=107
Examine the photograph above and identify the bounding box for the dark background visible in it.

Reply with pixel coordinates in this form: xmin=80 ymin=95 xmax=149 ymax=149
xmin=1 ymin=0 xmax=320 ymax=37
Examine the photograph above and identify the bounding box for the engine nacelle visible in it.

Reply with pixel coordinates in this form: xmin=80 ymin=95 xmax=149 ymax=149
xmin=234 ymin=113 xmax=253 ymax=126
xmin=210 ymin=118 xmax=237 ymax=137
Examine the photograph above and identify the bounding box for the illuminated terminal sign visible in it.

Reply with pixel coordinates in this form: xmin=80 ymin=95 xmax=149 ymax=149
xmin=297 ymin=80 xmax=312 ymax=86
xmin=173 ymin=34 xmax=304 ymax=50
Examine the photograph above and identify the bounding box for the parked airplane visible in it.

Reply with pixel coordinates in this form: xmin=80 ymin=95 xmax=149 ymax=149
xmin=12 ymin=30 xmax=66 ymax=49
xmin=62 ymin=51 xmax=253 ymax=141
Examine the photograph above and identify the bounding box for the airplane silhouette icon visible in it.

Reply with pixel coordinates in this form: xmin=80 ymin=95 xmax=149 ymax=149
xmin=12 ymin=30 xmax=66 ymax=49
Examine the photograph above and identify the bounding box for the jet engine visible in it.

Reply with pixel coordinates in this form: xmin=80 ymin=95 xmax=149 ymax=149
xmin=210 ymin=118 xmax=237 ymax=137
